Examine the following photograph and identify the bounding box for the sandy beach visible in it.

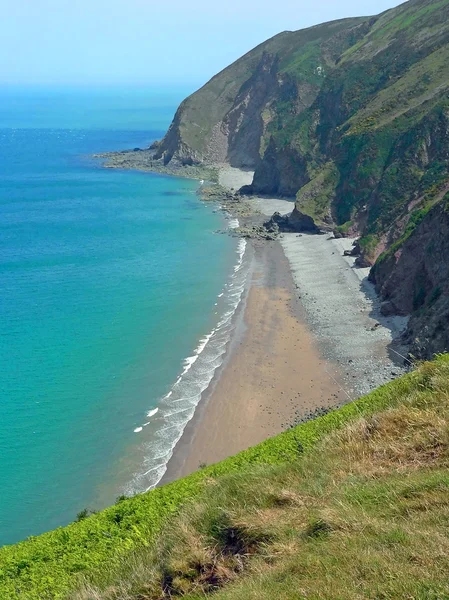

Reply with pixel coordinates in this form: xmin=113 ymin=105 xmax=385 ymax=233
xmin=163 ymin=241 xmax=345 ymax=479
xmin=163 ymin=166 xmax=407 ymax=482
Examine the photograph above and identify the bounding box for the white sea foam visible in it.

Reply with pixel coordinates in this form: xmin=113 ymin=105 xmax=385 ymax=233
xmin=146 ymin=408 xmax=159 ymax=418
xmin=181 ymin=355 xmax=199 ymax=375
xmin=228 ymin=218 xmax=239 ymax=229
xmin=194 ymin=330 xmax=215 ymax=354
xmin=132 ymin=408 xmax=160 ymax=434
xmin=125 ymin=236 xmax=249 ymax=495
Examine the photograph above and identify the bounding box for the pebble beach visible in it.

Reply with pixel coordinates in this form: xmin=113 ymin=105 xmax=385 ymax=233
xmin=163 ymin=166 xmax=408 ymax=480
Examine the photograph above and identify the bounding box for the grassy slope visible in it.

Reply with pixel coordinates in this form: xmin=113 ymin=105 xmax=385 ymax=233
xmin=1 ymin=357 xmax=449 ymax=598
xmin=256 ymin=0 xmax=449 ymax=248
xmin=73 ymin=354 xmax=449 ymax=599
xmin=162 ymin=17 xmax=365 ymax=158
xmin=318 ymin=0 xmax=449 ymax=243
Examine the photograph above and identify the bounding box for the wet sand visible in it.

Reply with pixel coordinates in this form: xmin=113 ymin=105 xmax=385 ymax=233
xmin=163 ymin=241 xmax=345 ymax=480
xmin=162 ymin=165 xmax=406 ymax=482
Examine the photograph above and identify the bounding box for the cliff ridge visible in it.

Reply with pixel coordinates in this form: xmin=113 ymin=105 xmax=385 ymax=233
xmin=153 ymin=0 xmax=449 ymax=359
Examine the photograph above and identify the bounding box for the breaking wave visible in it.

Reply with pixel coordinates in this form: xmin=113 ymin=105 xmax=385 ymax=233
xmin=125 ymin=226 xmax=248 ymax=494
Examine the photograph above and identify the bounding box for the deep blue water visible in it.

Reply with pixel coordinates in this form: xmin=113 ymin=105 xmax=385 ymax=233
xmin=0 ymin=87 xmax=239 ymax=545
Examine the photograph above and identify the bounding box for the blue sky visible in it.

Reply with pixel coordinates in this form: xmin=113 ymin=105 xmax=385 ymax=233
xmin=1 ymin=0 xmax=404 ymax=86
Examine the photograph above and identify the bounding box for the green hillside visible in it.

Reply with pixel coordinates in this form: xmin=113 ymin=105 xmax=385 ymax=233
xmin=1 ymin=356 xmax=449 ymax=599
xmin=251 ymin=0 xmax=449 ymax=234
xmin=152 ymin=0 xmax=449 ymax=359
xmin=3 ymin=2 xmax=449 ymax=597
xmin=154 ymin=16 xmax=367 ymax=168
xmin=73 ymin=356 xmax=449 ymax=600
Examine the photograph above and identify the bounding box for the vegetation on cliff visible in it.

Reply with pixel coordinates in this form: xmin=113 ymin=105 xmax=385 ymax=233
xmin=153 ymin=17 xmax=365 ymax=168
xmin=151 ymin=0 xmax=449 ymax=358
xmin=1 ymin=356 xmax=449 ymax=598
xmin=5 ymin=3 xmax=447 ymax=596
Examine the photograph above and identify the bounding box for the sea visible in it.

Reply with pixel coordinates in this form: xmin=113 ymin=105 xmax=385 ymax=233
xmin=0 ymin=86 xmax=248 ymax=545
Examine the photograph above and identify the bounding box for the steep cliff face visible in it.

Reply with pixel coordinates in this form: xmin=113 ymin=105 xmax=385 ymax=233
xmin=261 ymin=0 xmax=449 ymax=239
xmin=154 ymin=0 xmax=449 ymax=358
xmin=251 ymin=137 xmax=310 ymax=196
xmin=370 ymin=197 xmax=449 ymax=358
xmin=155 ymin=17 xmax=367 ymax=167
xmin=224 ymin=53 xmax=280 ymax=169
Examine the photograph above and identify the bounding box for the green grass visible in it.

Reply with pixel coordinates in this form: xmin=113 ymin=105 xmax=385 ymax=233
xmin=71 ymin=355 xmax=449 ymax=600
xmin=375 ymin=204 xmax=434 ymax=264
xmin=2 ymin=357 xmax=449 ymax=599
xmin=342 ymin=0 xmax=449 ymax=62
xmin=280 ymin=41 xmax=325 ymax=85
xmin=372 ymin=0 xmax=449 ymax=39
xmin=346 ymin=44 xmax=449 ymax=133
xmin=295 ymin=161 xmax=339 ymax=223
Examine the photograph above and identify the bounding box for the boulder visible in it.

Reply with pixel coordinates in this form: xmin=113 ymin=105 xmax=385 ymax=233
xmin=239 ymin=184 xmax=254 ymax=196
xmin=288 ymin=207 xmax=319 ymax=233
xmin=264 ymin=211 xmax=290 ymax=232
xmin=355 ymin=255 xmax=371 ymax=268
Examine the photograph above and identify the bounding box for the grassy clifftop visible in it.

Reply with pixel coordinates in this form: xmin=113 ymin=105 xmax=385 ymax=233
xmin=2 ymin=356 xmax=449 ymax=599
xmin=74 ymin=355 xmax=449 ymax=600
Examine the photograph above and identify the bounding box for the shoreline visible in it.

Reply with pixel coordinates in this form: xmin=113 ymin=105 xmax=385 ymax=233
xmin=162 ymin=239 xmax=346 ymax=482
xmin=161 ymin=165 xmax=408 ymax=483
xmin=90 ymin=155 xmax=409 ymax=488
xmin=93 ymin=149 xmax=220 ymax=183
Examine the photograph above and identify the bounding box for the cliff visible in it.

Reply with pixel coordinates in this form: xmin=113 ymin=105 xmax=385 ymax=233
xmin=152 ymin=0 xmax=449 ymax=359
xmin=370 ymin=196 xmax=449 ymax=359
xmin=154 ymin=17 xmax=367 ymax=168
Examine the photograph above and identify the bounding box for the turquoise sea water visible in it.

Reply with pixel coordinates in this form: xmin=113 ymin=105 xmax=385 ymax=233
xmin=0 ymin=87 xmax=242 ymax=545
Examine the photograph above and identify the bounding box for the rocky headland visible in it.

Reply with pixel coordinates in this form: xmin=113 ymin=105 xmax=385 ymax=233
xmin=94 ymin=147 xmax=219 ymax=183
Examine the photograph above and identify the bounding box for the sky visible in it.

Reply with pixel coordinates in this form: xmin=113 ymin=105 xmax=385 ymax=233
xmin=0 ymin=0 xmax=405 ymax=87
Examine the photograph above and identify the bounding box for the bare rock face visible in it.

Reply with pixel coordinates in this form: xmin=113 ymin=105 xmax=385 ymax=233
xmin=380 ymin=301 xmax=396 ymax=317
xmin=370 ymin=200 xmax=449 ymax=359
xmin=263 ymin=209 xmax=320 ymax=233
xmin=288 ymin=207 xmax=320 ymax=233
xmin=252 ymin=138 xmax=310 ymax=197
xmin=225 ymin=53 xmax=280 ymax=169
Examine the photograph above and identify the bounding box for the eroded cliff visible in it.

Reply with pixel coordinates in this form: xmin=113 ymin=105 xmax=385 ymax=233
xmin=370 ymin=197 xmax=449 ymax=359
xmin=125 ymin=0 xmax=449 ymax=358
xmin=154 ymin=17 xmax=367 ymax=168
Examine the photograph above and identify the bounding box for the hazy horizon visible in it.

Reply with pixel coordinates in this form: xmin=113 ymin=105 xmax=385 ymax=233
xmin=2 ymin=0 xmax=404 ymax=87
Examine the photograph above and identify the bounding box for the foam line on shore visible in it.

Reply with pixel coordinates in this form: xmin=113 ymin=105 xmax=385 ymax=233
xmin=125 ymin=230 xmax=248 ymax=494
